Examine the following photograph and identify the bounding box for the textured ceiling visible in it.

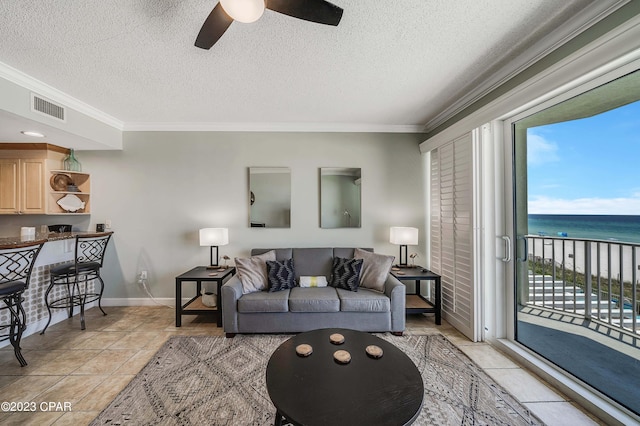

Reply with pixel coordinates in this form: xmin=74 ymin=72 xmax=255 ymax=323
xmin=0 ymin=0 xmax=597 ymax=136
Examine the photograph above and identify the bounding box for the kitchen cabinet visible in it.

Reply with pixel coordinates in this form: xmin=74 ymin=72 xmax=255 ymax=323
xmin=0 ymin=143 xmax=89 ymax=215
xmin=0 ymin=158 xmax=45 ymax=214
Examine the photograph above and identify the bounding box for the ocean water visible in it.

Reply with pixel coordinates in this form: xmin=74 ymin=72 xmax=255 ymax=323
xmin=528 ymin=214 xmax=640 ymax=244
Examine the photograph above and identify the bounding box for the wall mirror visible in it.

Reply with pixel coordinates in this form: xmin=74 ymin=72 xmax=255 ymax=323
xmin=249 ymin=167 xmax=291 ymax=228
xmin=320 ymin=168 xmax=361 ymax=228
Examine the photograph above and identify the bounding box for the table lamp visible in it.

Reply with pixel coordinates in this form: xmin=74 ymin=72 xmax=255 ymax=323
xmin=199 ymin=228 xmax=229 ymax=268
xmin=390 ymin=227 xmax=418 ymax=267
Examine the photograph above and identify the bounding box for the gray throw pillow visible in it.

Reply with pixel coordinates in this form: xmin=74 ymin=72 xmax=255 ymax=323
xmin=354 ymin=248 xmax=394 ymax=292
xmin=235 ymin=250 xmax=276 ymax=294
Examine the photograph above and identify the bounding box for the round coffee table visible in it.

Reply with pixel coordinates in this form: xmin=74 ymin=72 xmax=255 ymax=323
xmin=266 ymin=328 xmax=424 ymax=426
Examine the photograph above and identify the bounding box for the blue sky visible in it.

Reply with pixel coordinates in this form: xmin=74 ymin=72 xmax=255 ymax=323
xmin=527 ymin=100 xmax=640 ymax=215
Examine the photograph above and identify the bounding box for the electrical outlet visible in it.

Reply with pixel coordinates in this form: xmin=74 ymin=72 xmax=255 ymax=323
xmin=140 ymin=270 xmax=147 ymax=280
xmin=105 ymin=219 xmax=112 ymax=229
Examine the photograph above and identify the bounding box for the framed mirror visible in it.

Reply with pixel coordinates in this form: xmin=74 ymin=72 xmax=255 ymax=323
xmin=320 ymin=168 xmax=361 ymax=228
xmin=249 ymin=167 xmax=291 ymax=228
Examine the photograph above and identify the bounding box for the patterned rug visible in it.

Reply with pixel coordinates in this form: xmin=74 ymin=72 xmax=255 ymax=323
xmin=91 ymin=333 xmax=543 ymax=425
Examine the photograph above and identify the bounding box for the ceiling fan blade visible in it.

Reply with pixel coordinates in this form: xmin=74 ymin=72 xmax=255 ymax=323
xmin=265 ymin=0 xmax=343 ymax=26
xmin=195 ymin=2 xmax=234 ymax=49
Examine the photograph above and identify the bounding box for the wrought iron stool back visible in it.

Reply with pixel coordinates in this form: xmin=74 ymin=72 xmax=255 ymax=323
xmin=41 ymin=233 xmax=112 ymax=334
xmin=0 ymin=240 xmax=45 ymax=366
xmin=75 ymin=234 xmax=111 ymax=266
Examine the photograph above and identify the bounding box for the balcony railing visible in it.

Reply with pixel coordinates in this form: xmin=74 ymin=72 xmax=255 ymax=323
xmin=524 ymin=235 xmax=640 ymax=335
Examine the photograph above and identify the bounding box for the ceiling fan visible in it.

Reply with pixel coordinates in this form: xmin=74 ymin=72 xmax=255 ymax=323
xmin=195 ymin=0 xmax=343 ymax=49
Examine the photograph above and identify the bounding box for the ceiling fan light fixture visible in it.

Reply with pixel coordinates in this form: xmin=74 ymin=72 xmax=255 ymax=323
xmin=220 ymin=0 xmax=265 ymax=23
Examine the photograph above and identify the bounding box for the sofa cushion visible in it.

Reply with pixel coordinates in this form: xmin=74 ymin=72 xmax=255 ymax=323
xmin=333 ymin=247 xmax=372 ymax=259
xmin=267 ymin=258 xmax=296 ymax=292
xmin=329 ymin=257 xmax=363 ymax=292
xmin=238 ymin=289 xmax=290 ymax=313
xmin=236 ymin=250 xmax=276 ymax=294
xmin=289 ymin=287 xmax=340 ymax=312
xmin=337 ymin=288 xmax=391 ymax=312
xmin=293 ymin=248 xmax=334 ymax=280
xmin=354 ymin=248 xmax=394 ymax=292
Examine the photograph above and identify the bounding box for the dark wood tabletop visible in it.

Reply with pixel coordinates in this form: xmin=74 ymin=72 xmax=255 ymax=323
xmin=175 ymin=265 xmax=235 ymax=280
xmin=390 ymin=266 xmax=440 ymax=280
xmin=266 ymin=328 xmax=424 ymax=426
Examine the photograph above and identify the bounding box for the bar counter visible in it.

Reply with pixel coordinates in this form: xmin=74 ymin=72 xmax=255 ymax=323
xmin=0 ymin=231 xmax=113 ymax=249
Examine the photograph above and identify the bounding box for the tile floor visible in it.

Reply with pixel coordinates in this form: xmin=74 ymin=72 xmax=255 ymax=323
xmin=0 ymin=306 xmax=604 ymax=425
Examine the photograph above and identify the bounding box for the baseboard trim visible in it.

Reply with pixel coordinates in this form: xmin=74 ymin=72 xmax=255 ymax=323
xmin=101 ymin=298 xmax=178 ymax=307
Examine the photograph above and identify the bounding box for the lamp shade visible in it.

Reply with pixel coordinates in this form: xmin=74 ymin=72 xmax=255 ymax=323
xmin=199 ymin=228 xmax=229 ymax=246
xmin=220 ymin=0 xmax=265 ymax=23
xmin=390 ymin=227 xmax=418 ymax=245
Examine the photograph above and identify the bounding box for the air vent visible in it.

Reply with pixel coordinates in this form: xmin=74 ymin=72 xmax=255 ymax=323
xmin=31 ymin=93 xmax=66 ymax=122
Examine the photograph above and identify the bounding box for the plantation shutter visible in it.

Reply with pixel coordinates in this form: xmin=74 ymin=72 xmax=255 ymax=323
xmin=430 ymin=132 xmax=475 ymax=340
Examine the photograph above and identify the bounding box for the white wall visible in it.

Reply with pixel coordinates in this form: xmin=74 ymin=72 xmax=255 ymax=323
xmin=75 ymin=131 xmax=425 ymax=299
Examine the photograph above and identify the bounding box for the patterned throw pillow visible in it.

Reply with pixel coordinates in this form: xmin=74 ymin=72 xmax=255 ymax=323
xmin=266 ymin=258 xmax=296 ymax=292
xmin=329 ymin=257 xmax=363 ymax=292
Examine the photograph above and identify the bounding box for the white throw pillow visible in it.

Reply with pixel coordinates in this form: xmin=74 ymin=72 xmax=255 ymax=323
xmin=235 ymin=250 xmax=276 ymax=294
xmin=354 ymin=248 xmax=394 ymax=292
xmin=299 ymin=276 xmax=328 ymax=288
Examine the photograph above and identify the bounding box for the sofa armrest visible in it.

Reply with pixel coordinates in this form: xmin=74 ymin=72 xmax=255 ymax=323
xmin=222 ymin=275 xmax=243 ymax=333
xmin=384 ymin=274 xmax=406 ymax=332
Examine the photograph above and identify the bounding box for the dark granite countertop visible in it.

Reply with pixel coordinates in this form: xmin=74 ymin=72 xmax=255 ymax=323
xmin=0 ymin=231 xmax=113 ymax=249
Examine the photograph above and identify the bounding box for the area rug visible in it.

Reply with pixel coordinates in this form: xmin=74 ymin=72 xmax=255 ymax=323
xmin=91 ymin=333 xmax=543 ymax=425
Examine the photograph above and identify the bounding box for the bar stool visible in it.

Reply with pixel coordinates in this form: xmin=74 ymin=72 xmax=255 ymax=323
xmin=41 ymin=233 xmax=112 ymax=334
xmin=0 ymin=240 xmax=45 ymax=367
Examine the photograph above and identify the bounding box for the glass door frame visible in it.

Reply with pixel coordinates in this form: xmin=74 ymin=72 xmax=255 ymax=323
xmin=501 ymin=58 xmax=640 ymax=343
xmin=421 ymin=18 xmax=640 ymax=419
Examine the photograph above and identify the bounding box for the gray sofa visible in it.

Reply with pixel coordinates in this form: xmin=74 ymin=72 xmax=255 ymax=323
xmin=221 ymin=247 xmax=405 ymax=337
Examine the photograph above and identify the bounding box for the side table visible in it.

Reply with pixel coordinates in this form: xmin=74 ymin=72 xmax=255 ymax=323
xmin=391 ymin=267 xmax=441 ymax=325
xmin=175 ymin=266 xmax=236 ymax=327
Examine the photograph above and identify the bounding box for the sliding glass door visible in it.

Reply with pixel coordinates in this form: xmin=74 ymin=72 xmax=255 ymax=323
xmin=507 ymin=69 xmax=640 ymax=415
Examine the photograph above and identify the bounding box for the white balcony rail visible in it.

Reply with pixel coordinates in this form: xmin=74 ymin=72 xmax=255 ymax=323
xmin=524 ymin=235 xmax=639 ymax=335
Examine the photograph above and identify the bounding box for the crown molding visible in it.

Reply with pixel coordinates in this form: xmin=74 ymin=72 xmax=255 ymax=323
xmin=0 ymin=60 xmax=424 ymax=134
xmin=0 ymin=60 xmax=423 ymax=134
xmin=122 ymin=121 xmax=426 ymax=134
xmin=422 ymin=0 xmax=629 ymax=133
xmin=0 ymin=61 xmax=124 ymax=130
xmin=420 ymin=17 xmax=640 ymax=152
